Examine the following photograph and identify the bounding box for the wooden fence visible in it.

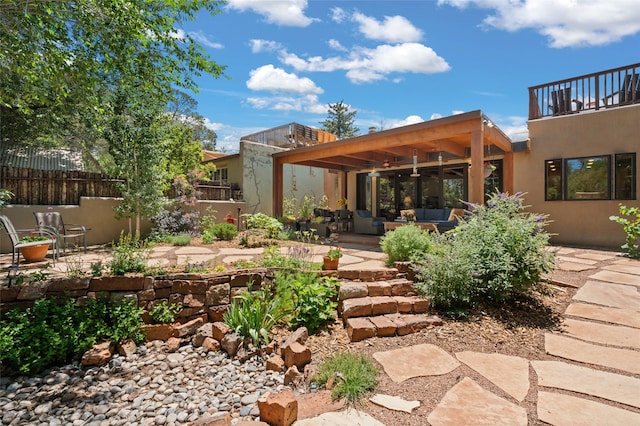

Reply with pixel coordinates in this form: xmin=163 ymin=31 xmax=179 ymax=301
xmin=0 ymin=167 xmax=235 ymax=205
xmin=1 ymin=167 xmax=122 ymax=205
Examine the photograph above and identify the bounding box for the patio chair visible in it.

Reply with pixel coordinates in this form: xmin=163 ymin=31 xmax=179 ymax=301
xmin=34 ymin=211 xmax=88 ymax=253
xmin=0 ymin=215 xmax=57 ymax=269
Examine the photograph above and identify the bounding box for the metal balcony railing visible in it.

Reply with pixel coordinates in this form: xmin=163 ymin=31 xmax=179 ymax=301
xmin=528 ymin=63 xmax=640 ymax=120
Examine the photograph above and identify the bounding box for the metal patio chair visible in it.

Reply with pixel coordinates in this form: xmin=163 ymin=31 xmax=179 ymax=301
xmin=33 ymin=211 xmax=88 ymax=253
xmin=0 ymin=214 xmax=57 ymax=270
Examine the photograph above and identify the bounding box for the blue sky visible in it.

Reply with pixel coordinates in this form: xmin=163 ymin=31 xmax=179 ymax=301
xmin=179 ymin=0 xmax=640 ymax=153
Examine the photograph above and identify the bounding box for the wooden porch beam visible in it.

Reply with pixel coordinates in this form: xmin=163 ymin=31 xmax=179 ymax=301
xmin=469 ymin=129 xmax=484 ymax=204
xmin=273 ymin=157 xmax=284 ymax=217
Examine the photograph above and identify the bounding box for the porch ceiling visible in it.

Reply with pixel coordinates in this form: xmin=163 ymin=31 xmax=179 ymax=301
xmin=272 ymin=110 xmax=513 ymax=171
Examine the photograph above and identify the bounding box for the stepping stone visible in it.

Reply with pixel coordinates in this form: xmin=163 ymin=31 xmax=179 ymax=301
xmin=555 ymin=248 xmax=575 ymax=255
xmin=537 ymin=391 xmax=640 ymax=426
xmin=174 ymin=246 xmax=216 ymax=254
xmin=557 ymin=262 xmax=596 ymax=272
xmin=532 ymin=360 xmax=640 ymax=409
xmin=574 ymin=252 xmax=616 ymax=261
xmin=427 ymin=377 xmax=527 ymax=426
xmin=455 ymin=351 xmax=529 ymax=402
xmin=589 ymin=270 xmax=640 ymax=287
xmin=350 ymin=250 xmax=387 ymax=260
xmin=562 ymin=318 xmax=640 ymax=349
xmin=573 ymin=281 xmax=640 ymax=311
xmin=545 ymin=333 xmax=640 ymax=375
xmin=605 ymin=263 xmax=640 ymax=276
xmin=566 ymin=303 xmax=640 ymax=328
xmin=372 ymin=344 xmax=460 ymax=383
xmin=293 ymin=408 xmax=385 ymax=426
xmin=557 ymin=255 xmax=597 ymax=265
xmin=218 ymin=247 xmax=264 ymax=255
xmin=369 ymin=394 xmax=420 ymax=413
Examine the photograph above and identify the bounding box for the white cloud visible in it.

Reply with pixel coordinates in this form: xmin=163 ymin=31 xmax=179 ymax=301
xmin=281 ymin=43 xmax=450 ymax=84
xmin=430 ymin=113 xmax=443 ymax=120
xmin=246 ymin=94 xmax=325 ymax=114
xmin=227 ymin=0 xmax=315 ymax=27
xmin=246 ymin=64 xmax=324 ymax=95
xmin=188 ymin=31 xmax=223 ymax=49
xmin=430 ymin=110 xmax=465 ymax=119
xmin=250 ymin=39 xmax=283 ymax=53
xmin=328 ymin=39 xmax=347 ymax=51
xmin=388 ymin=115 xmax=425 ymax=128
xmin=438 ymin=0 xmax=640 ymax=47
xmin=331 ymin=7 xmax=346 ymax=23
xmin=352 ymin=12 xmax=423 ymax=43
xmin=201 ymin=116 xmax=223 ymax=132
xmin=491 ymin=115 xmax=529 ymax=140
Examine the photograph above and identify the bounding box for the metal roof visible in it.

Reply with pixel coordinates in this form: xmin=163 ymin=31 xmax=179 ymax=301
xmin=0 ymin=146 xmax=85 ymax=171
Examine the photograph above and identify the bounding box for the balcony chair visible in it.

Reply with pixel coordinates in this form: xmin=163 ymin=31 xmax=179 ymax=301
xmin=0 ymin=214 xmax=57 ymax=270
xmin=34 ymin=211 xmax=88 ymax=253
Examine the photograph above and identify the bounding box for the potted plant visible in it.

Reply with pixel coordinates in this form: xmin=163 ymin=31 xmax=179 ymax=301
xmin=323 ymin=246 xmax=343 ymax=270
xmin=19 ymin=235 xmax=51 ymax=262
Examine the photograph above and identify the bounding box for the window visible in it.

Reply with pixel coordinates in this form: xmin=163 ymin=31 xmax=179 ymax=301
xmin=566 ymin=156 xmax=610 ymax=200
xmin=545 ymin=159 xmax=563 ymax=200
xmin=615 ymin=153 xmax=636 ymax=199
xmin=213 ymin=168 xmax=228 ymax=184
xmin=545 ymin=153 xmax=636 ymax=201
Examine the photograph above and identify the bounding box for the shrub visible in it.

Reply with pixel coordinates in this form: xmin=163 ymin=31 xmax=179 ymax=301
xmin=223 ymin=284 xmax=288 ymax=348
xmin=415 ymin=192 xmax=555 ymax=310
xmin=610 ymin=204 xmax=640 ymax=258
xmin=169 ymin=233 xmax=192 ymax=246
xmin=151 ymin=205 xmax=200 ymax=237
xmin=245 ymin=213 xmax=283 ymax=239
xmin=275 ymin=271 xmax=338 ymax=333
xmin=312 ymin=352 xmax=378 ymax=402
xmin=149 ymin=301 xmax=182 ymax=324
xmin=108 ymin=232 xmax=149 ymax=275
xmin=0 ymin=297 xmax=144 ymax=375
xmin=380 ymin=223 xmax=438 ymax=266
xmin=202 ymin=223 xmax=238 ymax=243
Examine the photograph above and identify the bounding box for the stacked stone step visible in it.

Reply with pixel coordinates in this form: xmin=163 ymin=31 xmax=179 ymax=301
xmin=339 ymin=278 xmax=442 ymax=342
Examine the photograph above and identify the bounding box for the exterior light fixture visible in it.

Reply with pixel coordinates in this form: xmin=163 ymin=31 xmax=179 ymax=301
xmin=410 ymin=149 xmax=420 ymax=177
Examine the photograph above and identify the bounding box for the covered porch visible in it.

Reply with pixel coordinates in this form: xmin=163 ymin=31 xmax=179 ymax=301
xmin=273 ymin=110 xmax=518 ymax=220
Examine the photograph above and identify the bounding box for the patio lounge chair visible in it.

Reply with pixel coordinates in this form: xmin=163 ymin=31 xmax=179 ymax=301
xmin=34 ymin=211 xmax=88 ymax=253
xmin=0 ymin=214 xmax=57 ymax=269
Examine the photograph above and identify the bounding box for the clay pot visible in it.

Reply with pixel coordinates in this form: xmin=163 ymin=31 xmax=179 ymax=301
xmin=20 ymin=243 xmax=50 ymax=262
xmin=323 ymin=256 xmax=339 ymax=270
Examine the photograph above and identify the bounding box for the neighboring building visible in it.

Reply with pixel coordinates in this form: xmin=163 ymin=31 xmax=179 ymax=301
xmin=204 ymin=123 xmax=340 ymax=215
xmin=0 ymin=146 xmax=85 ymax=171
xmin=514 ymin=62 xmax=639 ymax=248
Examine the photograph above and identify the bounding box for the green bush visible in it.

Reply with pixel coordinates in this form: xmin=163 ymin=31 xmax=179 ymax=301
xmin=169 ymin=233 xmax=192 ymax=246
xmin=202 ymin=223 xmax=238 ymax=243
xmin=0 ymin=297 xmax=144 ymax=376
xmin=223 ymin=284 xmax=288 ymax=348
xmin=415 ymin=192 xmax=555 ymax=310
xmin=312 ymin=352 xmax=378 ymax=402
xmin=149 ymin=301 xmax=182 ymax=324
xmin=244 ymin=213 xmax=283 ymax=239
xmin=108 ymin=232 xmax=149 ymax=275
xmin=380 ymin=223 xmax=438 ymax=265
xmin=274 ymin=271 xmax=338 ymax=333
xmin=610 ymin=204 xmax=640 ymax=258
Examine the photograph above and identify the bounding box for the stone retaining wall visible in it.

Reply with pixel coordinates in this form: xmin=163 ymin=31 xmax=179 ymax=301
xmin=0 ymin=270 xmax=268 ymax=321
xmin=0 ymin=268 xmax=397 ymax=318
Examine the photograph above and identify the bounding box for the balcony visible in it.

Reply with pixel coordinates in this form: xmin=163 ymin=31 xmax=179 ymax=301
xmin=528 ymin=63 xmax=640 ymax=120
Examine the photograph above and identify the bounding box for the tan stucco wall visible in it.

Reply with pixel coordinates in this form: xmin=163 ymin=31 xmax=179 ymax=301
xmin=514 ymin=105 xmax=640 ymax=248
xmin=1 ymin=198 xmax=247 ymax=253
xmin=240 ymin=141 xmax=327 ymax=216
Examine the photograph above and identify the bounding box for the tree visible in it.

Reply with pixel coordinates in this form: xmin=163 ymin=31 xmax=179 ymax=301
xmin=103 ymin=89 xmax=169 ymax=236
xmin=320 ymin=100 xmax=360 ymax=139
xmin=166 ymin=90 xmax=218 ymax=151
xmin=0 ymin=0 xmax=226 ymax=146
